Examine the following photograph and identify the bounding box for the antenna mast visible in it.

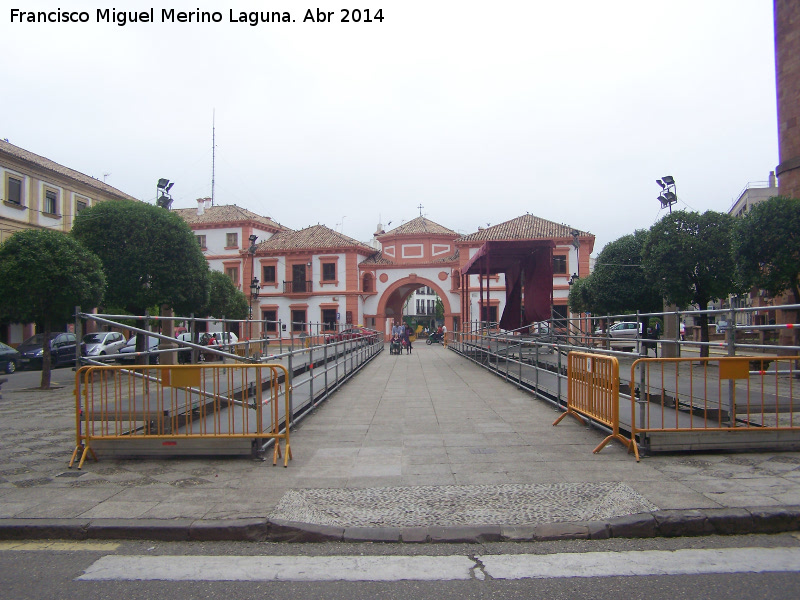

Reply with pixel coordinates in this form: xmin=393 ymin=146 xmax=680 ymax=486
xmin=211 ymin=109 xmax=216 ymax=206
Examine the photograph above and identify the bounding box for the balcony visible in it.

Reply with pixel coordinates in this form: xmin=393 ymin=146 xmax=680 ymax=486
xmin=283 ymin=280 xmax=313 ymax=294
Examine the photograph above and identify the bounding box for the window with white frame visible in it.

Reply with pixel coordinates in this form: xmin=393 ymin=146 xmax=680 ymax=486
xmin=5 ymin=176 xmax=22 ymax=205
xmin=44 ymin=189 xmax=58 ymax=215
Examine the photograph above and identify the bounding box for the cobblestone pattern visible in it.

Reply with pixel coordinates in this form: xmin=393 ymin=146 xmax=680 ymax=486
xmin=270 ymin=482 xmax=659 ymax=527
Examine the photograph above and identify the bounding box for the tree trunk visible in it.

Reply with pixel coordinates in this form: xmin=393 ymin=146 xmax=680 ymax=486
xmin=698 ymin=312 xmax=710 ymax=358
xmin=40 ymin=319 xmax=52 ymax=390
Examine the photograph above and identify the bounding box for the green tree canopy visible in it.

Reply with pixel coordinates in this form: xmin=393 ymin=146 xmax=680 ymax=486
xmin=0 ymin=228 xmax=105 ymax=388
xmin=588 ymin=230 xmax=662 ymax=316
xmin=733 ymin=196 xmax=800 ymax=303
xmin=567 ymin=274 xmax=595 ymax=315
xmin=202 ymin=270 xmax=249 ymax=321
xmin=641 ymin=210 xmax=738 ymax=355
xmin=71 ymin=201 xmax=209 ymax=316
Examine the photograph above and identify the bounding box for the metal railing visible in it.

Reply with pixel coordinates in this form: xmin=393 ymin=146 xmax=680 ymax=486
xmin=70 ymin=363 xmax=292 ymax=468
xmin=553 ymin=351 xmax=636 ymax=459
xmin=449 ymin=305 xmax=800 ymax=456
xmin=630 ymin=355 xmax=800 ymax=453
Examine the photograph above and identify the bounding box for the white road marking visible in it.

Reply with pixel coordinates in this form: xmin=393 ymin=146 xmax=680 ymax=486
xmin=78 ymin=554 xmax=475 ymax=581
xmin=0 ymin=541 xmax=120 ymax=552
xmin=77 ymin=547 xmax=800 ymax=582
xmin=478 ymin=547 xmax=800 ymax=579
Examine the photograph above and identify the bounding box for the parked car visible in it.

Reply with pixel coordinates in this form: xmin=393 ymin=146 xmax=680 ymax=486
xmin=175 ymin=331 xmax=239 ymax=362
xmin=715 ymin=320 xmax=730 ymax=333
xmin=117 ymin=335 xmax=160 ymax=364
xmin=17 ymin=332 xmax=84 ymax=370
xmin=0 ymin=341 xmax=21 ymax=374
xmin=83 ymin=331 xmax=127 ymax=361
xmin=325 ymin=327 xmax=378 ymax=344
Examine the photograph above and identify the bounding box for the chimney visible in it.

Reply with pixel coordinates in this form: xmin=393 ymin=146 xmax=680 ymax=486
xmin=197 ymin=198 xmax=205 ymax=216
xmin=205 ymin=197 xmax=212 ymax=209
xmin=769 ymin=171 xmax=777 ymax=188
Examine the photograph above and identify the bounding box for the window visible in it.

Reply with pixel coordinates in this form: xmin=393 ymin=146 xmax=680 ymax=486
xmin=481 ymin=305 xmax=498 ymax=323
xmin=262 ymin=309 xmax=277 ymax=332
xmin=322 ymin=308 xmax=337 ymax=330
xmin=196 ymin=235 xmax=206 ymax=248
xmin=5 ymin=176 xmax=22 ymax=205
xmin=291 ymin=309 xmax=306 ymax=332
xmin=322 ymin=262 xmax=336 ymax=281
xmin=226 ymin=232 xmax=238 ymax=248
xmin=262 ymin=265 xmax=276 ymax=283
xmin=44 ymin=189 xmax=58 ymax=215
xmin=225 ymin=266 xmax=239 ymax=286
xmin=553 ymin=255 xmax=567 ymax=274
xmin=362 ymin=273 xmax=372 ymax=293
xmin=76 ymin=199 xmax=87 ymax=213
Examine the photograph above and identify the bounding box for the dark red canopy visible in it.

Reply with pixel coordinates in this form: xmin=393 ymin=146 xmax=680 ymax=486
xmin=462 ymin=240 xmax=554 ymax=329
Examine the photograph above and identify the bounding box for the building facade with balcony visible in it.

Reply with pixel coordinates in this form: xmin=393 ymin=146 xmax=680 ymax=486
xmin=173 ymin=200 xmax=286 ymax=293
xmin=0 ymin=139 xmax=139 ymax=345
xmin=177 ymin=209 xmax=595 ymax=339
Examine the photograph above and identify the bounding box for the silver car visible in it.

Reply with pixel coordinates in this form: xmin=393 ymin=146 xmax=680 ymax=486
xmin=83 ymin=332 xmax=127 ymax=361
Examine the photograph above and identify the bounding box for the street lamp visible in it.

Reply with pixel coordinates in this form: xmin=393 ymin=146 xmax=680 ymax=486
xmin=249 ymin=276 xmax=260 ymax=345
xmin=656 ymin=176 xmax=677 ymax=212
xmin=156 ymin=178 xmax=174 ymax=209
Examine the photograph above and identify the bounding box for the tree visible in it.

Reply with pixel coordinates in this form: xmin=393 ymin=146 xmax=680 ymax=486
xmin=203 ymin=270 xmax=248 ymax=321
xmin=588 ymin=230 xmax=662 ymax=316
xmin=734 ymin=196 xmax=800 ymax=302
xmin=72 ymin=201 xmax=209 ymax=316
xmin=567 ymin=275 xmax=595 ymax=314
xmin=641 ymin=210 xmax=738 ymax=356
xmin=72 ymin=201 xmax=209 ymax=360
xmin=0 ymin=229 xmax=105 ymax=389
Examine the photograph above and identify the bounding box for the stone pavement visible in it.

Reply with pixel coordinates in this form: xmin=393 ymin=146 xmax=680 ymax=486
xmin=0 ymin=344 xmax=799 ymax=542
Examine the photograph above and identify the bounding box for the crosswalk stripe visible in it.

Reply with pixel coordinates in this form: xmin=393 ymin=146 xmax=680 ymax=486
xmin=478 ymin=547 xmax=800 ymax=579
xmin=79 ymin=555 xmax=476 ymax=581
xmin=77 ymin=547 xmax=800 ymax=582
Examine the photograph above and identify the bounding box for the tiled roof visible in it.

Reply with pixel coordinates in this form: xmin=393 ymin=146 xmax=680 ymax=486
xmin=457 ymin=214 xmax=590 ymax=242
xmin=0 ymin=139 xmax=139 ymax=201
xmin=173 ymin=203 xmax=285 ymax=230
xmin=359 ymin=252 xmax=393 ymax=266
xmin=382 ymin=216 xmax=459 ymax=237
xmin=257 ymin=224 xmax=374 ymax=253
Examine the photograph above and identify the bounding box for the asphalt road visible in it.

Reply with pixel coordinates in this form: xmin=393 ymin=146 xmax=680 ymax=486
xmin=3 ymin=535 xmax=799 ymax=600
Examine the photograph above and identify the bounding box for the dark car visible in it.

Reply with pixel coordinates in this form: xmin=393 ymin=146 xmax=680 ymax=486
xmin=325 ymin=327 xmax=378 ymax=344
xmin=0 ymin=341 xmax=20 ymax=374
xmin=17 ymin=332 xmax=84 ymax=370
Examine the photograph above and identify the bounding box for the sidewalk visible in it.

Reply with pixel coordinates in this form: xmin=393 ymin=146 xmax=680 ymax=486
xmin=0 ymin=345 xmax=799 ymax=542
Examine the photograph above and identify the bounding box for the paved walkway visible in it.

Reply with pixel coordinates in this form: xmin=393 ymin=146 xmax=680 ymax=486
xmin=0 ymin=345 xmax=799 ymax=542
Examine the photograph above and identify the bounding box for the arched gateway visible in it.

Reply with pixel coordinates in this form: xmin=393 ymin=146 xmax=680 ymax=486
xmin=176 ymin=208 xmax=594 ymax=339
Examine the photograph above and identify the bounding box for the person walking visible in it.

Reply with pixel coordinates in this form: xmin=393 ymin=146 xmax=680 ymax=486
xmin=403 ymin=325 xmax=412 ymax=354
xmin=441 ymin=323 xmax=448 ymax=348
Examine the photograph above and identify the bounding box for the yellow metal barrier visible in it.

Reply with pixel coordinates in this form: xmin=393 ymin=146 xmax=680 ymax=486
xmin=630 ymin=356 xmax=800 ymax=451
xmin=553 ymin=351 xmax=638 ymax=460
xmin=69 ymin=363 xmax=292 ymax=469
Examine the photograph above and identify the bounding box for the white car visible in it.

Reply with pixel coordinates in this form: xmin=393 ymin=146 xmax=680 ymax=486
xmin=82 ymin=332 xmax=127 ymax=361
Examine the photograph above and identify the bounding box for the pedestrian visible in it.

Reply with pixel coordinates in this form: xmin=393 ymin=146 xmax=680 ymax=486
xmin=403 ymin=325 xmax=412 ymax=354
xmin=441 ymin=323 xmax=448 ymax=348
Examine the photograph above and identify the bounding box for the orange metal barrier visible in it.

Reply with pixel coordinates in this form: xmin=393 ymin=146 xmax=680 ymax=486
xmin=69 ymin=363 xmax=292 ymax=469
xmin=630 ymin=356 xmax=800 ymax=448
xmin=553 ymin=351 xmax=638 ymax=459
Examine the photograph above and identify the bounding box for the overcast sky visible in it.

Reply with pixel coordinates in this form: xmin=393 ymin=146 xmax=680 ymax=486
xmin=2 ymin=1 xmax=779 ymax=254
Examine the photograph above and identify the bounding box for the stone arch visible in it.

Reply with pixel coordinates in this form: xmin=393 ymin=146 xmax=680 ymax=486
xmin=376 ymin=276 xmax=455 ymax=332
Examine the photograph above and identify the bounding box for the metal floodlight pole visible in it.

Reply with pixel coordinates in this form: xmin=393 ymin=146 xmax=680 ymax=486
xmin=656 ymin=176 xmax=677 ymax=213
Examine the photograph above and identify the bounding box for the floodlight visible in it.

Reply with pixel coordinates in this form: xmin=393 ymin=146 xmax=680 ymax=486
xmin=661 ymin=176 xmax=675 ymax=186
xmin=157 ymin=178 xmax=170 ymax=189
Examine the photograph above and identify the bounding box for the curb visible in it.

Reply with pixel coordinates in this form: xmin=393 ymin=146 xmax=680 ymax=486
xmin=0 ymin=507 xmax=798 ymax=543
